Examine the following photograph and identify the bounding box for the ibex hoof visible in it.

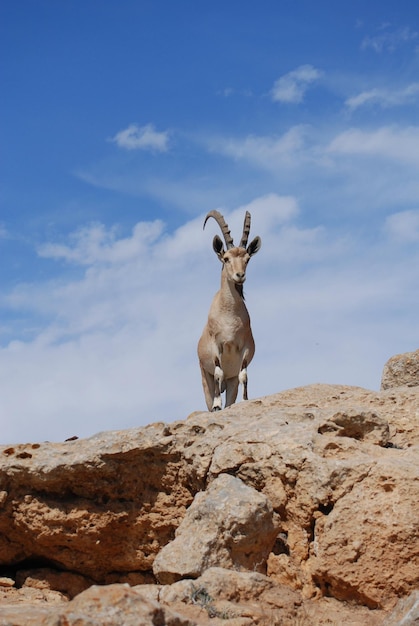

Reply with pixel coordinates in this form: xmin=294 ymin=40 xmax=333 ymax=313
xmin=211 ymin=406 xmax=222 ymax=412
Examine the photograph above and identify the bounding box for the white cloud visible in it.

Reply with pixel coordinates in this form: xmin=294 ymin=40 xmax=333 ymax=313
xmin=384 ymin=209 xmax=419 ymax=243
xmin=271 ymin=65 xmax=322 ymax=103
xmin=346 ymin=83 xmax=419 ymax=111
xmin=236 ymin=193 xmax=299 ymax=225
xmin=361 ymin=26 xmax=418 ymax=53
xmin=328 ymin=125 xmax=419 ymax=168
xmin=110 ymin=123 xmax=170 ymax=152
xmin=38 ymin=221 xmax=165 ymax=266
xmin=211 ymin=125 xmax=308 ymax=169
xmin=2 ymin=194 xmax=419 ymax=445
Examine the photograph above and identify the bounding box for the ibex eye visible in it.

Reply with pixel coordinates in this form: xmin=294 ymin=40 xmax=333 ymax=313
xmin=224 ymin=257 xmax=230 ymax=263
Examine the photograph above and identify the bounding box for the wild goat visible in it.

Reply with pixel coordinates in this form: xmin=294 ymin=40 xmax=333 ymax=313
xmin=197 ymin=210 xmax=261 ymax=411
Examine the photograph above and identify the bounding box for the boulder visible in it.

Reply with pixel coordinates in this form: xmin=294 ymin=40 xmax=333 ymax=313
xmin=381 ymin=348 xmax=419 ymax=389
xmin=0 ymin=424 xmax=198 ymax=579
xmin=0 ymin=584 xmax=194 ymax=626
xmin=16 ymin=567 xmax=92 ymax=599
xmin=308 ymin=449 xmax=419 ymax=608
xmin=155 ymin=566 xmax=304 ymax=624
xmin=153 ymin=473 xmax=278 ymax=583
xmin=0 ymin=378 xmax=418 ymax=623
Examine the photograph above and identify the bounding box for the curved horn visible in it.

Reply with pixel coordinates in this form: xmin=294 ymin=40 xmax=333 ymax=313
xmin=240 ymin=211 xmax=251 ymax=248
xmin=203 ymin=210 xmax=234 ymax=249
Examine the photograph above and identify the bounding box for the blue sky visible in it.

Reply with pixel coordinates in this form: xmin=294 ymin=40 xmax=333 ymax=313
xmin=1 ymin=1 xmax=419 ymax=443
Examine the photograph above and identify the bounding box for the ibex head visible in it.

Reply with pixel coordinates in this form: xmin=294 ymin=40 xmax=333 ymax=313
xmin=203 ymin=210 xmax=261 ymax=285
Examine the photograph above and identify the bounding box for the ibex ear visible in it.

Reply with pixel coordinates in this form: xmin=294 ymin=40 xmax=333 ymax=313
xmin=247 ymin=236 xmax=261 ymax=257
xmin=213 ymin=235 xmax=225 ymax=259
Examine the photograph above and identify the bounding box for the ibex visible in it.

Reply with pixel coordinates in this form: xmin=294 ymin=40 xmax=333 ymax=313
xmin=198 ymin=210 xmax=261 ymax=411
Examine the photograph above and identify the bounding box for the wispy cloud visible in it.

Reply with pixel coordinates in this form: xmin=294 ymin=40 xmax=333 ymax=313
xmin=346 ymin=83 xmax=419 ymax=111
xmin=328 ymin=125 xmax=419 ymax=168
xmin=210 ymin=125 xmax=309 ymax=169
xmin=110 ymin=123 xmax=170 ymax=152
xmin=235 ymin=193 xmax=299 ymax=225
xmin=384 ymin=209 xmax=419 ymax=243
xmin=218 ymin=87 xmax=253 ymax=98
xmin=38 ymin=221 xmax=165 ymax=265
xmin=2 ymin=197 xmax=419 ymax=444
xmin=271 ymin=65 xmax=323 ymax=104
xmin=361 ymin=26 xmax=418 ymax=53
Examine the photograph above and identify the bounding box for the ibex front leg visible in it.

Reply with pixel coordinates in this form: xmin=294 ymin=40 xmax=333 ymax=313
xmin=238 ymin=351 xmax=250 ymax=401
xmin=213 ymin=356 xmax=224 ymax=411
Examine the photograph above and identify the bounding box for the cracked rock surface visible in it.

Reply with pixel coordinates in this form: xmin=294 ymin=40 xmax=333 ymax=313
xmin=0 ymin=377 xmax=418 ymax=625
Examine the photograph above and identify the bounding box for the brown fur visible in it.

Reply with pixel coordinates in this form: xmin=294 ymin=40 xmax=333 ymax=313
xmin=197 ymin=212 xmax=261 ymax=411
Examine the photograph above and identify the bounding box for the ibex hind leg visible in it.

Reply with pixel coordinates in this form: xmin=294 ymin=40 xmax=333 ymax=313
xmin=200 ymin=364 xmax=216 ymax=412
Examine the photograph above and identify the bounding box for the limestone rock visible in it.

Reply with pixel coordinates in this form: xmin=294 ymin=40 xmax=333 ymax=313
xmin=146 ymin=567 xmax=384 ymax=626
xmin=156 ymin=566 xmax=303 ymax=624
xmin=54 ymin=583 xmax=191 ymax=626
xmin=16 ymin=567 xmax=91 ymax=599
xmin=0 ymin=584 xmax=194 ymax=626
xmin=308 ymin=448 xmax=419 ymax=609
xmin=383 ymin=590 xmax=419 ymax=626
xmin=153 ymin=474 xmax=277 ymax=583
xmin=0 ymin=376 xmax=418 ymax=623
xmin=0 ymin=424 xmax=198 ymax=580
xmin=317 ymin=406 xmax=390 ymax=445
xmin=381 ymin=348 xmax=419 ymax=389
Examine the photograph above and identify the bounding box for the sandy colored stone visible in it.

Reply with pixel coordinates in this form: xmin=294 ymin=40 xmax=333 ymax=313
xmin=381 ymin=348 xmax=419 ymax=390
xmin=153 ymin=567 xmax=384 ymax=626
xmin=317 ymin=406 xmax=390 ymax=445
xmin=0 ymin=584 xmax=67 ymax=610
xmin=0 ymin=425 xmax=197 ymax=580
xmin=16 ymin=567 xmax=92 ymax=599
xmin=0 ymin=584 xmax=194 ymax=626
xmin=153 ymin=474 xmax=278 ymax=583
xmin=0 ymin=370 xmax=418 ymax=622
xmin=308 ymin=448 xmax=419 ymax=609
xmin=157 ymin=566 xmax=302 ymax=624
xmin=382 ymin=590 xmax=419 ymax=626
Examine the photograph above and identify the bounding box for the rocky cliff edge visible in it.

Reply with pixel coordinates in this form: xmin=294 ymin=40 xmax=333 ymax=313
xmin=0 ymin=350 xmax=419 ymax=625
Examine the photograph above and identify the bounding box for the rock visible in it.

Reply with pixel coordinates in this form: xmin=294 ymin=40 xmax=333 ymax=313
xmin=148 ymin=567 xmax=384 ymax=626
xmin=0 ymin=584 xmax=68 ymax=610
xmin=317 ymin=406 xmax=390 ymax=445
xmin=308 ymin=448 xmax=419 ymax=609
xmin=0 ymin=584 xmax=194 ymax=626
xmin=16 ymin=567 xmax=91 ymax=599
xmin=156 ymin=566 xmax=303 ymax=624
xmin=153 ymin=474 xmax=278 ymax=583
xmin=0 ymin=375 xmax=418 ymax=623
xmin=382 ymin=590 xmax=419 ymax=626
xmin=0 ymin=425 xmax=198 ymax=580
xmin=54 ymin=584 xmax=191 ymax=626
xmin=381 ymin=348 xmax=419 ymax=389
